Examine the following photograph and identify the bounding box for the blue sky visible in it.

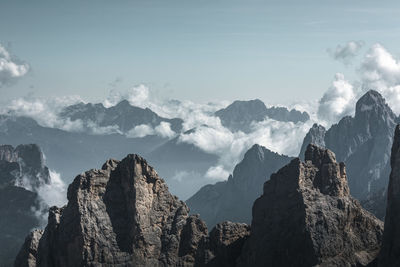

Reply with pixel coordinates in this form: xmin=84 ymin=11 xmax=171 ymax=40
xmin=1 ymin=0 xmax=400 ymax=104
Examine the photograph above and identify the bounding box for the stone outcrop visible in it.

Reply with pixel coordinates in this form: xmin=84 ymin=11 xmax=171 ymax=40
xmin=301 ymin=90 xmax=397 ymax=203
xmin=187 ymin=144 xmax=293 ymax=228
xmin=0 ymin=144 xmax=50 ymax=266
xmin=15 ymin=154 xmax=250 ymax=267
xmin=378 ymin=125 xmax=400 ymax=266
xmin=238 ymin=144 xmax=383 ymax=267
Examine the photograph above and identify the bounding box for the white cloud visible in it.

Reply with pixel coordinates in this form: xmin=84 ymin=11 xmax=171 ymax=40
xmin=155 ymin=122 xmax=175 ymax=138
xmin=317 ymin=73 xmax=357 ymax=125
xmin=205 ymin=165 xmax=230 ymax=181
xmin=0 ymin=44 xmax=29 ymax=87
xmin=103 ymin=84 xmax=150 ymax=108
xmin=126 ymin=124 xmax=154 ymax=138
xmin=329 ymin=41 xmax=364 ymax=65
xmin=359 ymin=44 xmax=400 ymax=113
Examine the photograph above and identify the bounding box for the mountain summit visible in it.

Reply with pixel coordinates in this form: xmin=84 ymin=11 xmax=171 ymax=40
xmin=238 ymin=144 xmax=383 ymax=267
xmin=301 ymin=90 xmax=397 ymax=201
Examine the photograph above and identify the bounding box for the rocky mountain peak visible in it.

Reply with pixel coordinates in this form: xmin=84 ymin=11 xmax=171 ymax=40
xmin=15 ymin=153 xmax=250 ymax=266
xmin=354 ymin=90 xmax=396 ymax=135
xmin=238 ymin=145 xmax=383 ymax=267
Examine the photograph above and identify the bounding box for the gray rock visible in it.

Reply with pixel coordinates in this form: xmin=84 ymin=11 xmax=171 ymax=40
xmin=187 ymin=144 xmax=293 ymax=228
xmin=238 ymin=144 xmax=383 ymax=267
xmin=15 ymin=154 xmax=248 ymax=266
xmin=378 ymin=124 xmax=400 ymax=266
xmin=301 ymin=90 xmax=397 ymax=201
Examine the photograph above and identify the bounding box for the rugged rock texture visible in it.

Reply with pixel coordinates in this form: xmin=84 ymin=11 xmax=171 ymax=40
xmin=238 ymin=144 xmax=383 ymax=267
xmin=0 ymin=144 xmax=50 ymax=267
xmin=187 ymin=144 xmax=293 ymax=228
xmin=378 ymin=125 xmax=400 ymax=266
xmin=215 ymin=99 xmax=309 ymax=132
xmin=299 ymin=123 xmax=326 ymax=160
xmin=202 ymin=222 xmax=250 ymax=267
xmin=15 ymin=154 xmax=250 ymax=267
xmin=60 ymin=100 xmax=183 ymax=133
xmin=301 ymin=90 xmax=397 ymax=201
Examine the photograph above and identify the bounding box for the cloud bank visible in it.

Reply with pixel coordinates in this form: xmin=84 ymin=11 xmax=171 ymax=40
xmin=0 ymin=44 xmax=29 ymax=87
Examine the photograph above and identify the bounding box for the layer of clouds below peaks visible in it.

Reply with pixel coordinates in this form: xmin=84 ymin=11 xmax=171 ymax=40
xmin=0 ymin=44 xmax=29 ymax=88
xmin=4 ymin=42 xmax=400 ymax=183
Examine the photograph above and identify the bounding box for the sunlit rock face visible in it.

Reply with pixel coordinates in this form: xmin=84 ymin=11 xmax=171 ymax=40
xmin=15 ymin=154 xmax=250 ymax=267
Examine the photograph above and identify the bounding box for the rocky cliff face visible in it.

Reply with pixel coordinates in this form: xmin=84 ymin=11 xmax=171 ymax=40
xmin=299 ymin=123 xmax=326 ymax=160
xmin=0 ymin=144 xmax=51 ymax=266
xmin=215 ymin=99 xmax=309 ymax=132
xmin=378 ymin=125 xmax=400 ymax=266
xmin=15 ymin=154 xmax=250 ymax=267
xmin=300 ymin=90 xmax=396 ymax=201
xmin=187 ymin=144 xmax=293 ymax=228
xmin=238 ymin=144 xmax=383 ymax=267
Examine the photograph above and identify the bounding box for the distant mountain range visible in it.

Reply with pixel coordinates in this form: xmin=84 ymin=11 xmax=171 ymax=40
xmin=59 ymin=100 xmax=183 ymax=133
xmin=187 ymin=144 xmax=293 ymax=227
xmin=215 ymin=99 xmax=309 ymax=132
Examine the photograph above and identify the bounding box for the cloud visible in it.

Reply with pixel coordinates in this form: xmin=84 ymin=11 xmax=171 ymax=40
xmin=1 ymin=95 xmax=85 ymax=132
xmin=205 ymin=165 xmax=230 ymax=181
xmin=0 ymin=44 xmax=30 ymax=87
xmin=328 ymin=41 xmax=364 ymax=65
xmin=359 ymin=44 xmax=400 ymax=113
xmin=126 ymin=124 xmax=154 ymax=138
xmin=103 ymin=84 xmax=150 ymax=108
xmin=317 ymin=73 xmax=357 ymax=125
xmin=155 ymin=122 xmax=175 ymax=138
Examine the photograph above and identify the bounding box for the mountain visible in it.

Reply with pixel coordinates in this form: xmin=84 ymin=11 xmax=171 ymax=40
xmin=215 ymin=99 xmax=309 ymax=132
xmin=300 ymin=90 xmax=397 ymax=200
xmin=146 ymin=129 xmax=219 ymax=200
xmin=15 ymin=154 xmax=250 ymax=267
xmin=0 ymin=144 xmax=50 ymax=266
xmin=0 ymin=115 xmax=166 ymax=185
xmin=187 ymin=144 xmax=293 ymax=228
xmin=378 ymin=125 xmax=400 ymax=266
xmin=237 ymin=144 xmax=383 ymax=267
xmin=59 ymin=100 xmax=183 ymax=133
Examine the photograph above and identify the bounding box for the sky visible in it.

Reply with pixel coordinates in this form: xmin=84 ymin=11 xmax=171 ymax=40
xmin=1 ymin=0 xmax=400 ymax=104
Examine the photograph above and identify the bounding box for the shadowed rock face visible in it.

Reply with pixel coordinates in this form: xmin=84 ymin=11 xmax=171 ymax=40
xmin=15 ymin=155 xmax=250 ymax=267
xmin=187 ymin=144 xmax=293 ymax=228
xmin=0 ymin=144 xmax=50 ymax=266
xmin=378 ymin=125 xmax=400 ymax=266
xmin=238 ymin=144 xmax=383 ymax=267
